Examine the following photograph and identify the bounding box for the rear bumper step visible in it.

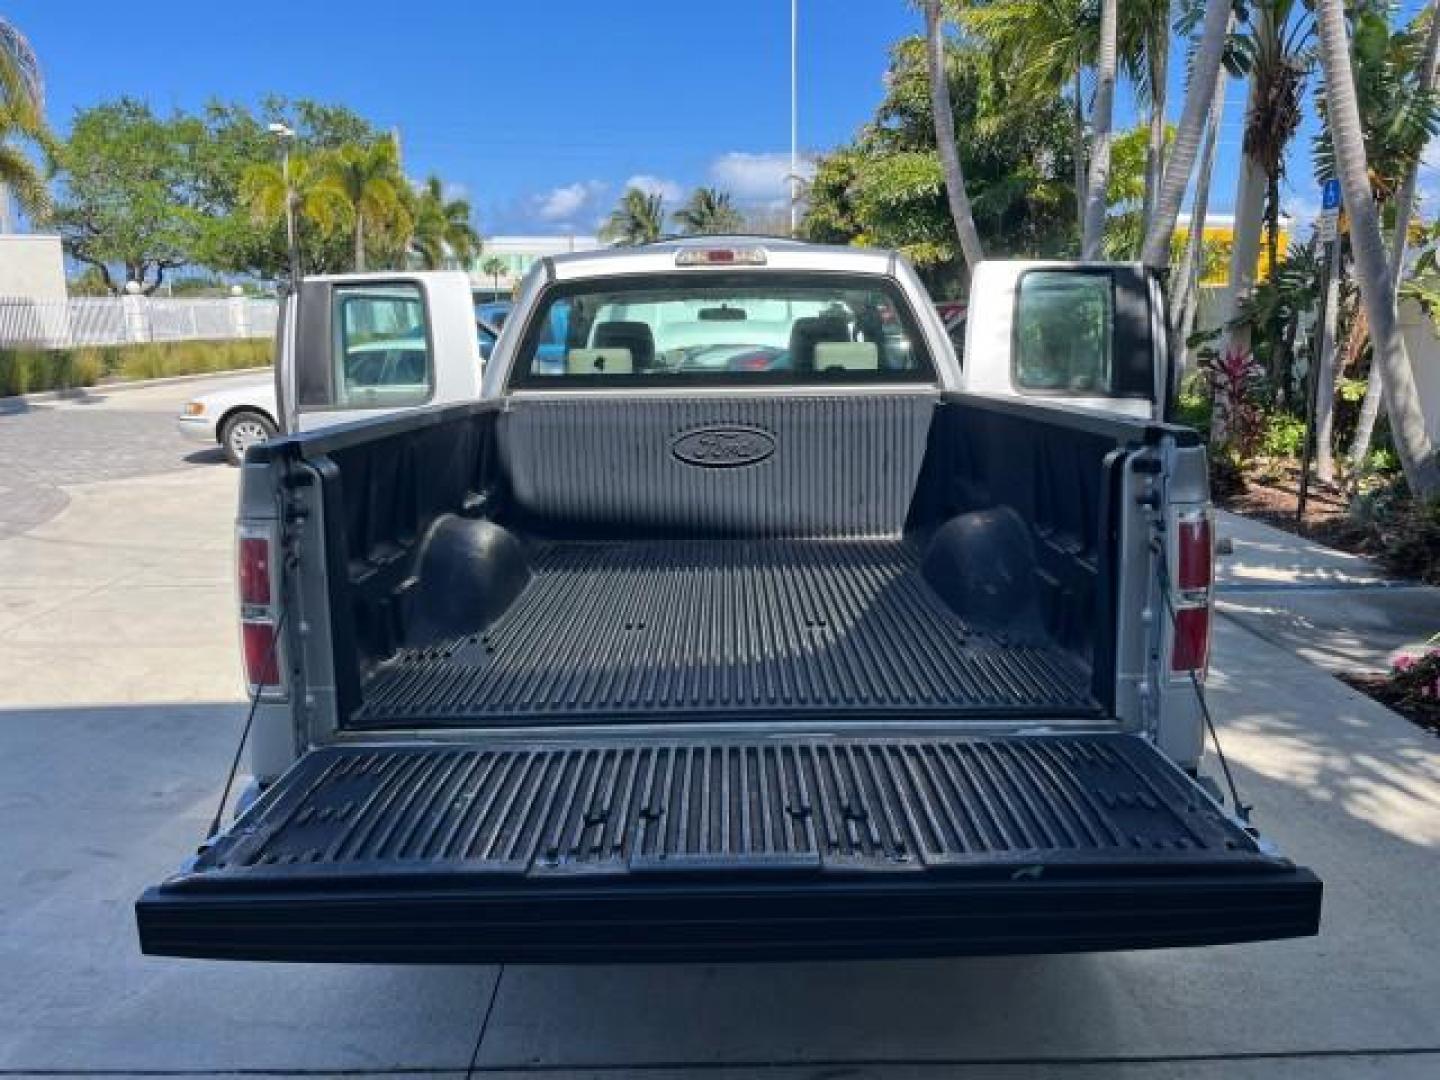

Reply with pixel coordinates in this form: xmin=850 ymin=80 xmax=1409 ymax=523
xmin=138 ymin=871 xmax=1322 ymax=963
xmin=136 ymin=733 xmax=1322 ymax=962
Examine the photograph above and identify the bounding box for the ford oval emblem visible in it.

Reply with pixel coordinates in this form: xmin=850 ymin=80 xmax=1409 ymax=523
xmin=671 ymin=425 xmax=776 ymax=468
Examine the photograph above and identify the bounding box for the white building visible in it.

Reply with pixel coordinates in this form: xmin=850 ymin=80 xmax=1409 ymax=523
xmin=470 ymin=235 xmax=603 ymax=299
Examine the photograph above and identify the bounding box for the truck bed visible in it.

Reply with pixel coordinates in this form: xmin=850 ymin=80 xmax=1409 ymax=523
xmin=353 ymin=537 xmax=1099 ymax=727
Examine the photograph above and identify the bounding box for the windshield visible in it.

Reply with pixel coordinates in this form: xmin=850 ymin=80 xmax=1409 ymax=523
xmin=509 ymin=273 xmax=934 ymax=387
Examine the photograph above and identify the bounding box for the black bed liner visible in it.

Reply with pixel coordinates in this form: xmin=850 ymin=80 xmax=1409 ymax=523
xmin=353 ymin=538 xmax=1099 ymax=727
xmin=137 ymin=732 xmax=1321 ymax=962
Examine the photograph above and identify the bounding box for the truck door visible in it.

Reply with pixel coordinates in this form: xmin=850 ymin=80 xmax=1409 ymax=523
xmin=963 ymin=261 xmax=1173 ymax=421
xmin=276 ymin=272 xmax=483 ymax=434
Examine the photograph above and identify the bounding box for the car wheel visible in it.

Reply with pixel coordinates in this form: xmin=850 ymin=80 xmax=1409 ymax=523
xmin=220 ymin=410 xmax=277 ymax=467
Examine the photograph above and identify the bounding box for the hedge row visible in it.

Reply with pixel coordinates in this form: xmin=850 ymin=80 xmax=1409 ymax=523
xmin=0 ymin=339 xmax=272 ymax=397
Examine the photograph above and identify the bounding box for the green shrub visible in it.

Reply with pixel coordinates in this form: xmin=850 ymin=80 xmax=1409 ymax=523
xmin=1258 ymin=412 xmax=1307 ymax=458
xmin=0 ymin=339 xmax=270 ymax=397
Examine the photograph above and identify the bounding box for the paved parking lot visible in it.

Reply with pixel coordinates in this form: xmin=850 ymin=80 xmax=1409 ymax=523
xmin=0 ymin=376 xmax=1437 ymax=1078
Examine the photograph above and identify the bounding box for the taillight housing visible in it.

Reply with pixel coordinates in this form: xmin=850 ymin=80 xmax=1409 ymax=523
xmin=1169 ymin=506 xmax=1214 ymax=676
xmin=237 ymin=522 xmax=285 ymax=698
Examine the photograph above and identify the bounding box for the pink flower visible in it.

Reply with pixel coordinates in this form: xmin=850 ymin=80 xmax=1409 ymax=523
xmin=1393 ymin=655 xmax=1416 ymax=673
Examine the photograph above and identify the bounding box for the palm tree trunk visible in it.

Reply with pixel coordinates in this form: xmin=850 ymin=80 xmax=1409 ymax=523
xmin=1073 ymin=69 xmax=1088 ymax=229
xmin=1314 ymin=244 xmax=1342 ymax=482
xmin=1174 ymin=64 xmax=1229 ymax=372
xmin=1142 ymin=28 xmax=1169 ymax=236
xmin=1140 ymin=0 xmax=1231 ymax=267
xmin=1316 ymin=0 xmax=1440 ymax=497
xmin=1217 ymin=67 xmax=1269 ymax=407
xmin=924 ymin=0 xmax=985 ymax=273
xmin=1081 ymin=0 xmax=1118 ymax=258
xmin=1345 ymin=0 xmax=1440 ymax=473
xmin=353 ymin=216 xmax=366 ymax=273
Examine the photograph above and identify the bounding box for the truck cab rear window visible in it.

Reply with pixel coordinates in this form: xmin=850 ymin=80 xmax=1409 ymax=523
xmin=332 ymin=283 xmax=433 ymax=407
xmin=510 ymin=274 xmax=935 ymax=387
xmin=1013 ymin=271 xmax=1115 ymax=394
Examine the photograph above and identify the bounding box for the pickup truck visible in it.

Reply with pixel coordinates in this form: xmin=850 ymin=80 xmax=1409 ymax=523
xmin=136 ymin=238 xmax=1320 ymax=963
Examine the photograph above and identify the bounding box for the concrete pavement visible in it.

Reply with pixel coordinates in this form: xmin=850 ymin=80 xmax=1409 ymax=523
xmin=1215 ymin=510 xmax=1439 ymax=673
xmin=0 ymin=388 xmax=1437 ymax=1077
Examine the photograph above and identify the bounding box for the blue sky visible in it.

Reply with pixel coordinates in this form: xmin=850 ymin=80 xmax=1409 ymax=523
xmin=7 ymin=0 xmax=1436 ymax=237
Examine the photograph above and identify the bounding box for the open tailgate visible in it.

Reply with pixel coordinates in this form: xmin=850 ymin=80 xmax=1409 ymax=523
xmin=137 ymin=732 xmax=1320 ymax=962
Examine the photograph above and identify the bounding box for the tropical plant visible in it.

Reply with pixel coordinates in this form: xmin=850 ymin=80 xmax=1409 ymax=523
xmin=1219 ymin=0 xmax=1314 ymax=369
xmin=1314 ymin=2 xmax=1440 ymax=470
xmin=313 ymin=136 xmax=411 ymax=271
xmin=1315 ymin=0 xmax=1440 ymax=497
xmin=673 ymin=186 xmax=743 ymax=235
xmin=481 ymin=255 xmax=507 ymax=291
xmin=803 ymin=32 xmax=1076 ymax=289
xmin=0 ymin=16 xmax=50 ymax=223
xmin=923 ymin=0 xmax=984 ymax=272
xmin=411 ymin=175 xmax=480 ymax=270
xmin=962 ymin=0 xmax=1097 ymax=223
xmin=601 ymin=187 xmax=666 ymax=245
xmin=239 ymin=152 xmax=349 ymax=275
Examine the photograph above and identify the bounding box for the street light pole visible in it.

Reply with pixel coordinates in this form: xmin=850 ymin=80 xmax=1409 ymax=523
xmin=268 ymin=123 xmax=301 ymax=287
xmin=790 ymin=0 xmax=799 ymax=237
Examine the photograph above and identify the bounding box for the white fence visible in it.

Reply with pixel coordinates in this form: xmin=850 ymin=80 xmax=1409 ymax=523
xmin=0 ymin=295 xmax=279 ymax=349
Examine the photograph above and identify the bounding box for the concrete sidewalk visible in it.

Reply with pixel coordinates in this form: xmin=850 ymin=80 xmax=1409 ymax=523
xmin=1215 ymin=510 xmax=1439 ymax=673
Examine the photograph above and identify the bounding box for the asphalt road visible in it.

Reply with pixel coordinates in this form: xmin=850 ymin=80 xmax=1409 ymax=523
xmin=0 ymin=378 xmax=1437 ymax=1079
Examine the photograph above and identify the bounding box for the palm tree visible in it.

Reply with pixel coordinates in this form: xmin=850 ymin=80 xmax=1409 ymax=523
xmin=1316 ymin=4 xmax=1440 ymax=470
xmin=1140 ymin=0 xmax=1231 ymax=267
xmin=1219 ymin=0 xmax=1312 ymax=372
xmin=962 ymin=0 xmax=1097 ymax=225
xmin=1314 ymin=0 xmax=1439 ymax=497
xmin=239 ymin=151 xmax=349 ymax=274
xmin=0 ymin=17 xmax=50 ymax=226
xmin=1172 ymin=64 xmax=1229 ymax=366
xmin=673 ymin=187 xmax=743 ymax=235
xmin=601 ymin=187 xmax=666 ymax=246
xmin=923 ymin=0 xmax=984 ymax=272
xmin=314 ymin=136 xmax=412 ymax=271
xmin=1080 ymin=0 xmax=1118 ymax=257
xmin=412 ymin=175 xmax=480 ymax=270
xmin=481 ymin=255 xmax=507 ymax=292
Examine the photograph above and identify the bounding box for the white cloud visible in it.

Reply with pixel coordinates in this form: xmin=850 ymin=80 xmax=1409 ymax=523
xmin=708 ymin=151 xmax=816 ymax=203
xmin=624 ymin=174 xmax=684 ymax=203
xmin=533 ymin=180 xmax=607 ymax=223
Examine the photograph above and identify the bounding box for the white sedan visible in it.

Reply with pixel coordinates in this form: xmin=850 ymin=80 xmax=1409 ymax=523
xmin=177 ymin=379 xmax=278 ymax=466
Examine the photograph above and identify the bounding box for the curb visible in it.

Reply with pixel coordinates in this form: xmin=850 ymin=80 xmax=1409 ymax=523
xmin=0 ymin=366 xmax=272 ymax=407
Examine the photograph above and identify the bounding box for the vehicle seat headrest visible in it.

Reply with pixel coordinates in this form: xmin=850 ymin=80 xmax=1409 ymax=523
xmin=593 ymin=321 xmax=656 ymax=371
xmin=788 ymin=316 xmax=851 ymax=372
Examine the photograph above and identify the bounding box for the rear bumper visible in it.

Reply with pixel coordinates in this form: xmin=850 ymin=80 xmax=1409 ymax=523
xmin=137 ymin=868 xmax=1321 ymax=964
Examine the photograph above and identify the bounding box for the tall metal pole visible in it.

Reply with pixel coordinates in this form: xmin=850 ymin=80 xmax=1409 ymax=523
xmin=1298 ymin=228 xmax=1342 ymax=523
xmin=282 ymin=144 xmax=301 ymax=287
xmin=790 ymin=0 xmax=799 ymax=237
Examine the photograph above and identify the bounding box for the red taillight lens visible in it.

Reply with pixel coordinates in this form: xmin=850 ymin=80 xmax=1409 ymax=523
xmin=242 ymin=620 xmax=281 ymax=688
xmin=238 ymin=534 xmax=271 ymax=607
xmin=1176 ymin=514 xmax=1212 ymax=593
xmin=1170 ymin=606 xmax=1210 ymax=672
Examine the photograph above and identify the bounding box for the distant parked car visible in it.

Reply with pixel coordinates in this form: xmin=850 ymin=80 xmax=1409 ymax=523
xmin=179 ymin=286 xmax=503 ymax=466
xmin=177 ymin=379 xmax=278 ymax=466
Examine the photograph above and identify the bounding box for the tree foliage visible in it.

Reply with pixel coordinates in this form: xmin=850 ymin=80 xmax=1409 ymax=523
xmin=802 ymin=34 xmax=1075 ymax=292
xmin=673 ymin=186 xmax=742 ymax=235
xmin=601 ymin=187 xmax=666 ymax=245
xmin=0 ymin=16 xmax=50 ymax=222
xmin=48 ymin=96 xmax=469 ymax=288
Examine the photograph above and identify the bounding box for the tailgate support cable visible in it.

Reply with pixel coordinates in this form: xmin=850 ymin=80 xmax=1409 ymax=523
xmin=204 ymin=607 xmax=288 ymax=845
xmin=1153 ymin=520 xmax=1252 ymax=825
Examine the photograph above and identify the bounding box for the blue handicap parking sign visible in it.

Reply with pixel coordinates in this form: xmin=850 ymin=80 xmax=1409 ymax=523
xmin=1322 ymin=179 xmax=1341 ymax=211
